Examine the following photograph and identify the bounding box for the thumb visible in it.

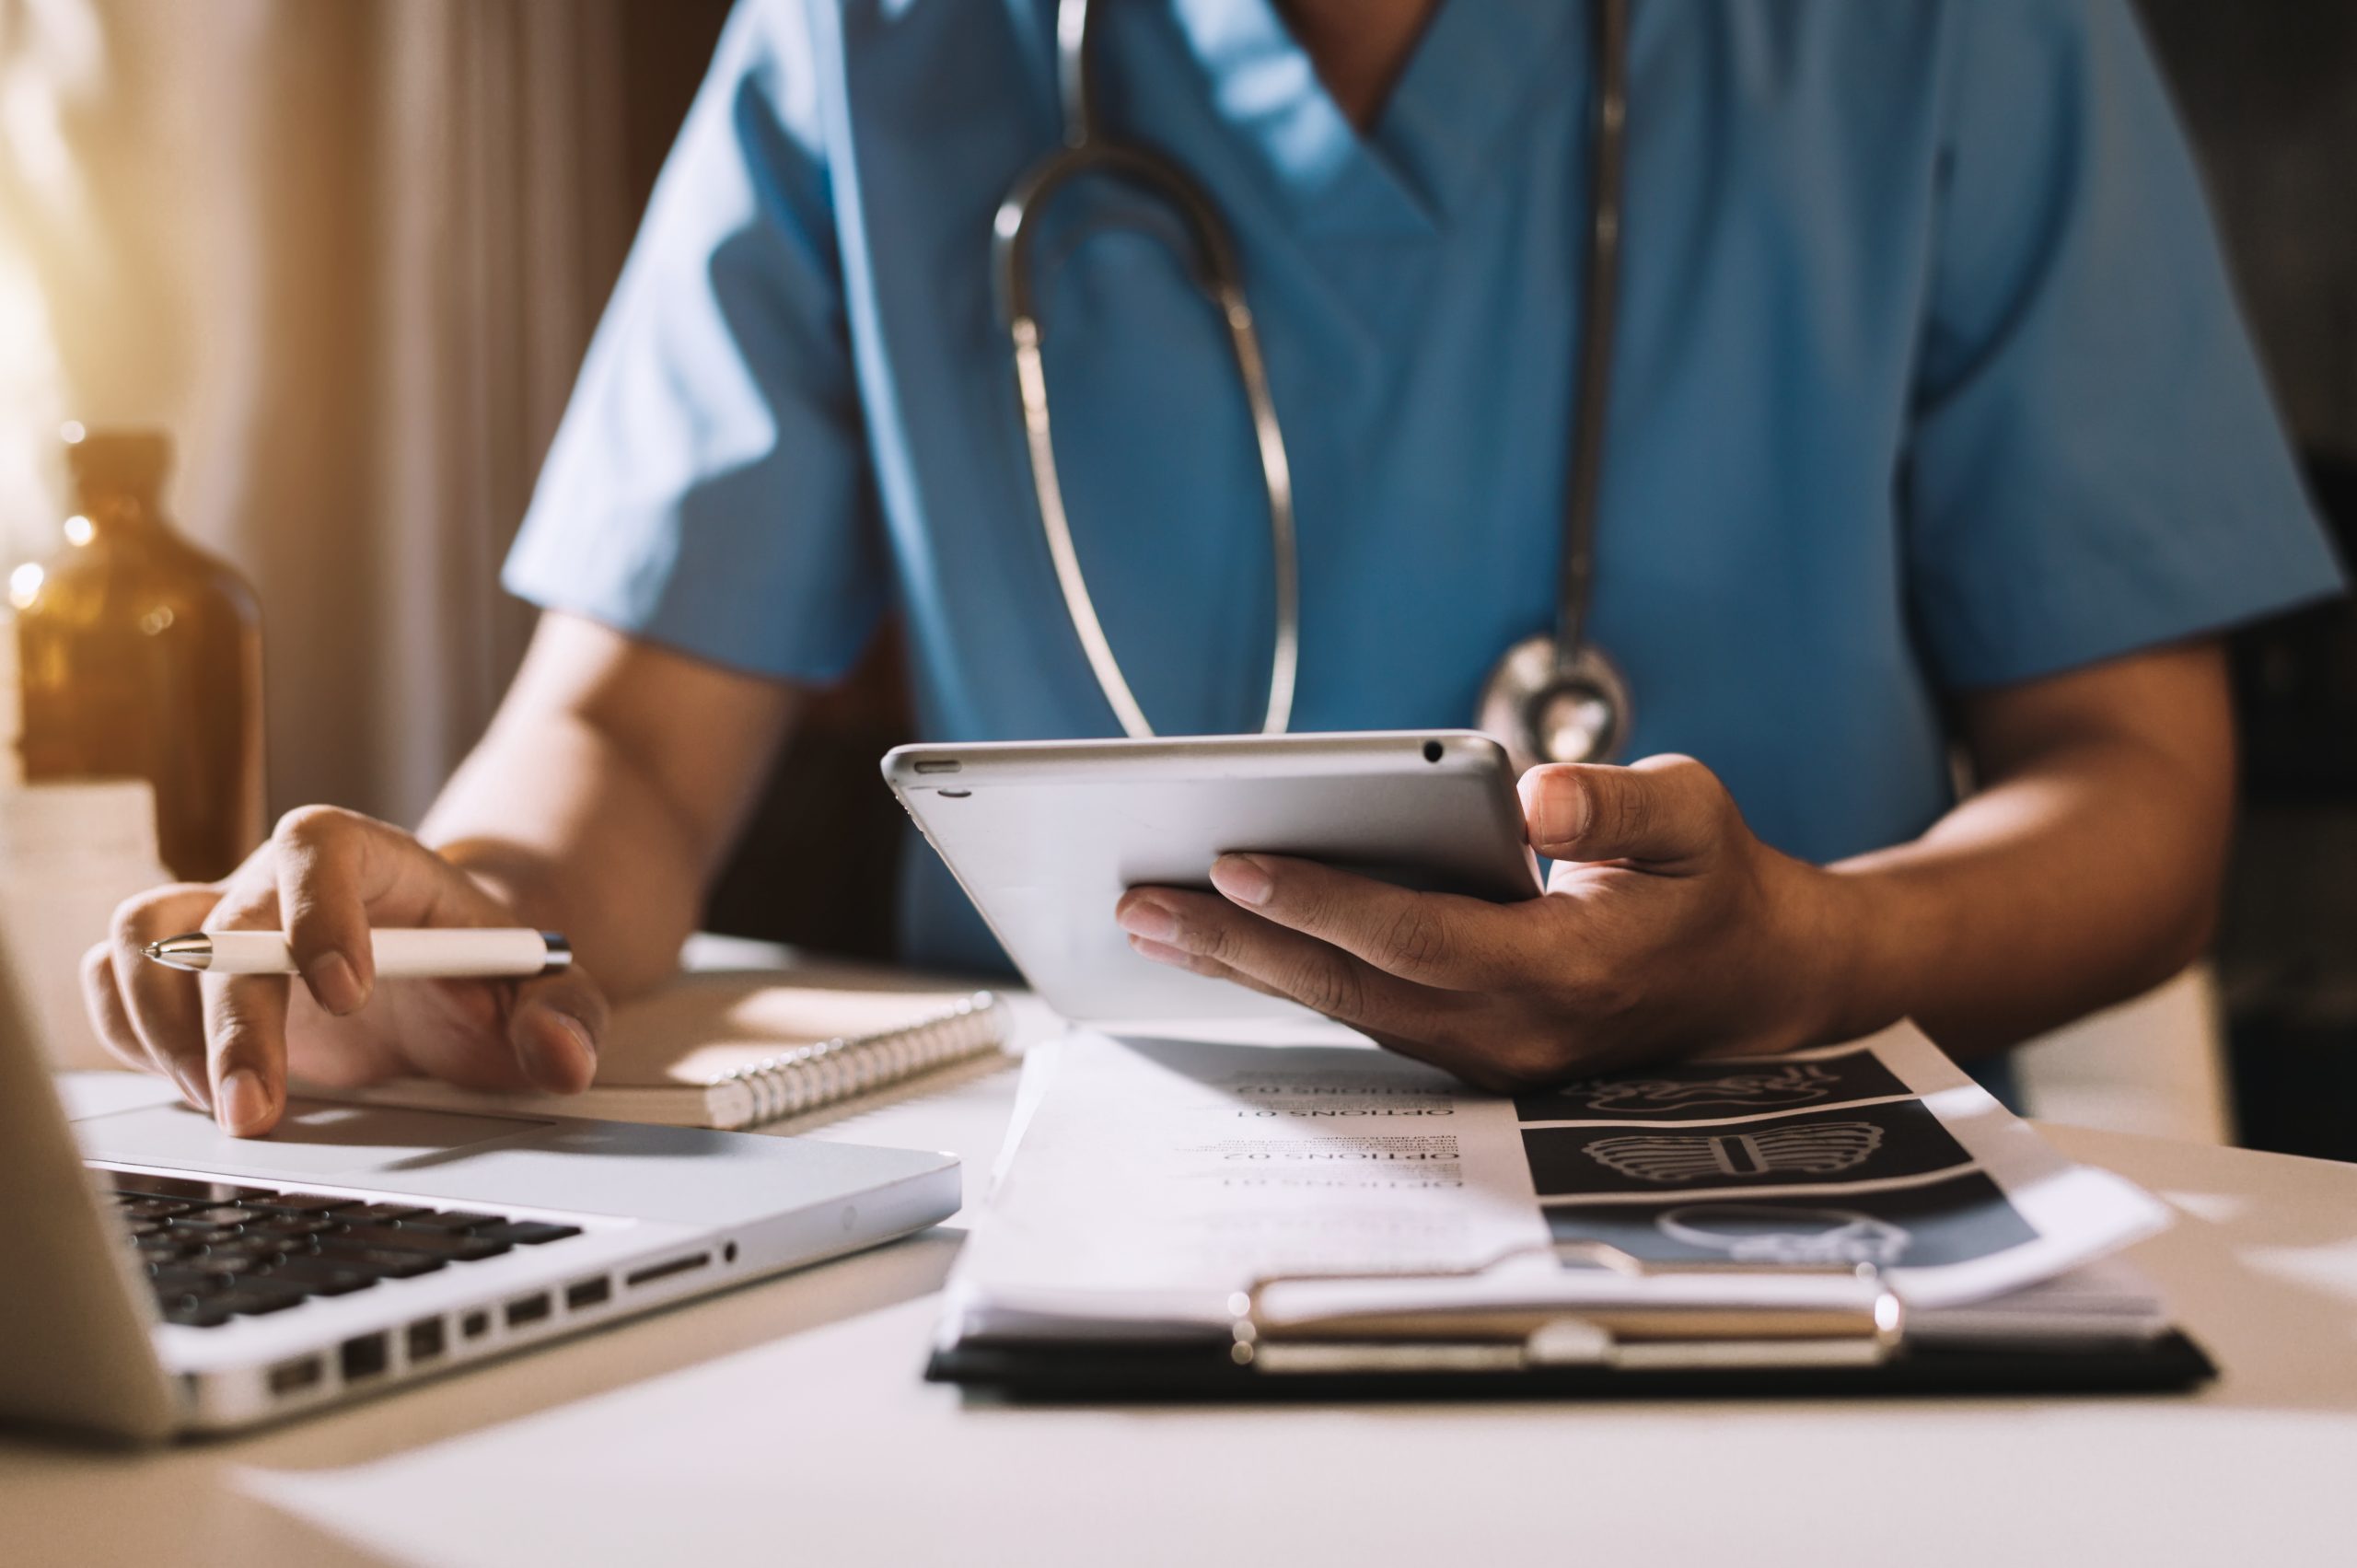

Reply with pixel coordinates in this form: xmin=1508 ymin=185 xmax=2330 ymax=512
xmin=506 ymin=967 xmax=609 ymax=1095
xmin=1519 ymin=754 xmax=1731 ymax=865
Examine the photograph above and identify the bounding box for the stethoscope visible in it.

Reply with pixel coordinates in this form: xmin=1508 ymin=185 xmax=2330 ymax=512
xmin=996 ymin=0 xmax=1632 ymax=772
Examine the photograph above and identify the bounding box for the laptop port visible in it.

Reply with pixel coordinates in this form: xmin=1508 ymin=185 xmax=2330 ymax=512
xmin=268 ymin=1356 xmax=323 ymax=1397
xmin=565 ymin=1276 xmax=611 ymax=1311
xmin=339 ymin=1332 xmax=389 ymax=1382
xmin=624 ymin=1252 xmax=710 ymax=1288
xmin=460 ymin=1309 xmax=490 ymax=1341
xmin=505 ymin=1292 xmax=551 ymax=1328
xmin=406 ymin=1318 xmax=446 ymax=1363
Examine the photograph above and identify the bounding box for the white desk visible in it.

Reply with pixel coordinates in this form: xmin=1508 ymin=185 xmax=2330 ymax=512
xmin=9 ymin=1018 xmax=2357 ymax=1568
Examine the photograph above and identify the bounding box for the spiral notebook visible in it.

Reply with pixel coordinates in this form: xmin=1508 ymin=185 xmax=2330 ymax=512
xmin=315 ymin=972 xmax=1009 ymax=1131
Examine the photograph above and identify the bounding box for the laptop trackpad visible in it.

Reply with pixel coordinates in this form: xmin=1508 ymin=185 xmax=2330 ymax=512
xmin=74 ymin=1098 xmax=550 ymax=1181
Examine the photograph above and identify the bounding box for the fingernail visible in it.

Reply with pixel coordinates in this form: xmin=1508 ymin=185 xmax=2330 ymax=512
xmin=1117 ymin=898 xmax=1178 ymax=944
xmin=1209 ymin=854 xmax=1273 ymax=907
xmin=1534 ymin=775 xmax=1592 ymax=844
xmin=306 ymin=952 xmax=365 ymax=1015
xmin=218 ymin=1068 xmax=272 ymax=1134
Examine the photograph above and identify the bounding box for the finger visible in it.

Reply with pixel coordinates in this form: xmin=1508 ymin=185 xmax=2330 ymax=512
xmin=272 ymin=807 xmax=520 ymax=1007
xmin=1116 ymin=888 xmax=1455 ymax=1039
xmin=81 ymin=946 xmax=158 ymax=1078
xmin=1518 ymin=753 xmax=1731 ymax=866
xmin=201 ymin=881 xmax=288 ymax=1136
xmin=109 ymin=883 xmax=222 ymax=1107
xmin=505 ymin=968 xmax=610 ymax=1095
xmin=268 ymin=805 xmax=390 ymax=1015
xmin=272 ymin=805 xmax=515 ymax=981
xmin=1125 ymin=929 xmax=1536 ymax=1088
xmin=1127 ymin=924 xmax=1531 ymax=1088
xmin=1203 ymin=854 xmax=1510 ymax=987
xmin=1124 ymin=935 xmax=1293 ymax=1002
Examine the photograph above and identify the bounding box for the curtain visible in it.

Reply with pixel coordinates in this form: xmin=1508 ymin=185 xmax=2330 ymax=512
xmin=1 ymin=0 xmax=633 ymax=827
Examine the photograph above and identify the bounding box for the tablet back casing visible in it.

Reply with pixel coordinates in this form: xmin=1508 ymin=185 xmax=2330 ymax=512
xmin=884 ymin=732 xmax=1540 ymax=1028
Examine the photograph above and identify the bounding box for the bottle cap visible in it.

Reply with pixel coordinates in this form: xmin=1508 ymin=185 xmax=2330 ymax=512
xmin=62 ymin=425 xmax=172 ymax=498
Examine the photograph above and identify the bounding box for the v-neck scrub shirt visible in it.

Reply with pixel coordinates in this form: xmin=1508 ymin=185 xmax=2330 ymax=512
xmin=506 ymin=0 xmax=2343 ymax=978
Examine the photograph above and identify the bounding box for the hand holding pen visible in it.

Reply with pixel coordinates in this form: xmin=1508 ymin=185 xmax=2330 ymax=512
xmin=81 ymin=807 xmax=609 ymax=1138
xmin=146 ymin=928 xmax=573 ymax=979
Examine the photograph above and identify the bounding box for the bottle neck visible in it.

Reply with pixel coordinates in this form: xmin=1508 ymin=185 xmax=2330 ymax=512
xmin=69 ymin=487 xmax=168 ymax=541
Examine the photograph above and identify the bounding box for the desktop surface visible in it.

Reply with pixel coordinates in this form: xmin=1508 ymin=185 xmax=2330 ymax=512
xmin=6 ymin=984 xmax=2355 ymax=1568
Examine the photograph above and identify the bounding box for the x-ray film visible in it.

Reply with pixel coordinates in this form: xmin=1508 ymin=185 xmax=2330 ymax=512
xmin=1514 ymin=1042 xmax=1912 ymax=1124
xmin=1520 ymin=1099 xmax=1976 ymax=1202
xmin=1544 ymin=1171 xmax=2041 ymax=1269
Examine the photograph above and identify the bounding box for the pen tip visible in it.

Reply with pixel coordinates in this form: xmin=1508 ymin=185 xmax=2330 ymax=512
xmin=144 ymin=934 xmax=211 ymax=971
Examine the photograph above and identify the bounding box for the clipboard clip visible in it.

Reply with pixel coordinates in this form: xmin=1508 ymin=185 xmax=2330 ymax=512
xmin=1226 ymin=1240 xmax=1905 ymax=1377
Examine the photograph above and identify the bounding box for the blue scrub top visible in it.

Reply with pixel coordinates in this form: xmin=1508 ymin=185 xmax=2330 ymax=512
xmin=508 ymin=0 xmax=2342 ymax=983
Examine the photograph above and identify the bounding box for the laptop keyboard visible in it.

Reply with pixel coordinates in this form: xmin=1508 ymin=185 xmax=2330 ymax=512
xmin=92 ymin=1168 xmax=583 ymax=1329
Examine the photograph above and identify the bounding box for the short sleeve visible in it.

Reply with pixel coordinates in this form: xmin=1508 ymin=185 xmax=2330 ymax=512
xmin=503 ymin=0 xmax=886 ymax=681
xmin=1904 ymin=0 xmax=2344 ymax=690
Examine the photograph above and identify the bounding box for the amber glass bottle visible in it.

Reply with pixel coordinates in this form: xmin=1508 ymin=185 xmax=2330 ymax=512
xmin=15 ymin=428 xmax=265 ymax=882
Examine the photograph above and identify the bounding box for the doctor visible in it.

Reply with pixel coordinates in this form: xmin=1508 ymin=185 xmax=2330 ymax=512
xmin=87 ymin=0 xmax=2341 ymax=1133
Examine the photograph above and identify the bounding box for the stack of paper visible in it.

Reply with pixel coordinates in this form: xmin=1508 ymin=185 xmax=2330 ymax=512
xmin=946 ymin=1023 xmax=2175 ymax=1348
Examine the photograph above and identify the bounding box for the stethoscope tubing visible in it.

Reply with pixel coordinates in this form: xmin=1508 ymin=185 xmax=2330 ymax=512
xmin=997 ymin=0 xmax=1628 ymax=759
xmin=993 ymin=134 xmax=1301 ymax=738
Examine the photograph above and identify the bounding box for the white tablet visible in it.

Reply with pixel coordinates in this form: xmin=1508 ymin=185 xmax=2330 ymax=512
xmin=882 ymin=731 xmax=1541 ymax=1028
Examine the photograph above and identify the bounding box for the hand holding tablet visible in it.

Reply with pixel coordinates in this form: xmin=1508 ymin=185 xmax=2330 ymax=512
xmin=888 ymin=732 xmax=1851 ymax=1085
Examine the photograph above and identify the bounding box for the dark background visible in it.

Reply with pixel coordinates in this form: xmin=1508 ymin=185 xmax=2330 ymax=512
xmin=627 ymin=1 xmax=2357 ymax=1161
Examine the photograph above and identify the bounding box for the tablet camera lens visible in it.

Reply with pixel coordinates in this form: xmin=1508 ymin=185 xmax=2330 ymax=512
xmin=1422 ymin=740 xmax=1443 ymax=763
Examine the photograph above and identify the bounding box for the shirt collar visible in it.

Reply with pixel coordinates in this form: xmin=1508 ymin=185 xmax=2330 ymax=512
xmin=1162 ymin=0 xmax=1584 ymax=236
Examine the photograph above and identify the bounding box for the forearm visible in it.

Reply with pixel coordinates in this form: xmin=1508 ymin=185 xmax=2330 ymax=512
xmin=414 ymin=612 xmax=802 ymax=1001
xmin=1807 ymin=648 xmax=2234 ymax=1056
xmin=420 ymin=710 xmax=717 ymax=999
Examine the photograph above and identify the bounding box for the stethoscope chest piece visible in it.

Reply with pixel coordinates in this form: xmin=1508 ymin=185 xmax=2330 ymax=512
xmin=1479 ymin=633 xmax=1633 ymax=774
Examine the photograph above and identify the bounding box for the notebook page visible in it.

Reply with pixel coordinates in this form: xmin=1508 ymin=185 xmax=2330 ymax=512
xmin=595 ymin=971 xmax=989 ymax=1088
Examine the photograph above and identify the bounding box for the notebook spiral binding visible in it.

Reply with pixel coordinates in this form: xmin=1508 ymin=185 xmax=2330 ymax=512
xmin=712 ymin=992 xmax=1006 ymax=1127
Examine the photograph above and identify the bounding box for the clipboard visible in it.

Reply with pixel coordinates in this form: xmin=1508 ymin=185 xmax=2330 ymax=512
xmin=927 ymin=1243 xmax=2216 ymax=1402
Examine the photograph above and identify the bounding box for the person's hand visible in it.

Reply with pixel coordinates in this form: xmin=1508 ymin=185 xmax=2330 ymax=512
xmin=81 ymin=807 xmax=608 ymax=1137
xmin=1113 ymin=756 xmax=1856 ymax=1091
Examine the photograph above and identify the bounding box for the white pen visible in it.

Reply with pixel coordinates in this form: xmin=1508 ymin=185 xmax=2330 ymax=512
xmin=144 ymin=928 xmax=572 ymax=978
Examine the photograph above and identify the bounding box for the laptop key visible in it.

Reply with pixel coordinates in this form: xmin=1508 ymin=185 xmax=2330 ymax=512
xmin=334 ymin=1225 xmax=511 ymax=1260
xmin=471 ymin=1221 xmax=583 ymax=1247
xmin=116 ymin=1197 xmax=196 ymax=1221
xmin=100 ymin=1172 xmax=270 ymax=1204
xmin=336 ymin=1202 xmax=433 ymax=1225
xmin=193 ymin=1229 xmax=290 ymax=1255
xmin=381 ymin=1209 xmax=505 ymax=1234
xmin=175 ymin=1204 xmax=277 ymax=1230
xmin=216 ymin=1285 xmax=308 ymax=1318
xmin=312 ymin=1244 xmax=450 ymax=1279
xmin=238 ymin=1191 xmax=360 ymax=1215
xmin=147 ymin=1267 xmax=236 ymax=1295
xmin=259 ymin=1215 xmax=344 ymax=1238
xmin=159 ymin=1299 xmax=233 ymax=1329
xmin=137 ymin=1236 xmax=205 ymax=1262
xmin=261 ymin=1259 xmax=379 ymax=1296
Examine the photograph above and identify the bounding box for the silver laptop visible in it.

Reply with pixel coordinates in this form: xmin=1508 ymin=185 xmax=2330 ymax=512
xmin=0 ymin=944 xmax=959 ymax=1442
